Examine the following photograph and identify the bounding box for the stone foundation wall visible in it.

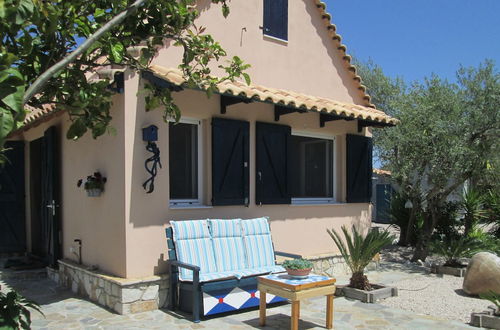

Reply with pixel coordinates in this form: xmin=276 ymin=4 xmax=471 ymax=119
xmin=56 ymin=260 xmax=168 ymax=314
xmin=306 ymin=254 xmax=350 ymax=277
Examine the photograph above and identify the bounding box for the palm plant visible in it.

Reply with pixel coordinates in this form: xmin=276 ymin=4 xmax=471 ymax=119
xmin=462 ymin=189 xmax=487 ymax=236
xmin=479 ymin=291 xmax=500 ymax=316
xmin=0 ymin=290 xmax=43 ymax=329
xmin=430 ymin=235 xmax=484 ymax=267
xmin=327 ymin=226 xmax=394 ymax=290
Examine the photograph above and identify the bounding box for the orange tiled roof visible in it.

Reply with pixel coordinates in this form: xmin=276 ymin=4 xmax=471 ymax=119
xmin=314 ymin=0 xmax=374 ymax=107
xmin=149 ymin=65 xmax=397 ymax=125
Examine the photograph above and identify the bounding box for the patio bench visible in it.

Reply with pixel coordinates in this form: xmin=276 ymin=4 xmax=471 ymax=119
xmin=166 ymin=217 xmax=297 ymax=322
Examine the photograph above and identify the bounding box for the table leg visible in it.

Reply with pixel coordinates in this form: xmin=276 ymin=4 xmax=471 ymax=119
xmin=291 ymin=301 xmax=300 ymax=330
xmin=326 ymin=294 xmax=334 ymax=329
xmin=259 ymin=290 xmax=266 ymax=326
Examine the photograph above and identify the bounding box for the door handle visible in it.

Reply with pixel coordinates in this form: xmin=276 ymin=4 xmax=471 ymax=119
xmin=46 ymin=200 xmax=59 ymax=216
xmin=258 ymin=171 xmax=262 ymax=181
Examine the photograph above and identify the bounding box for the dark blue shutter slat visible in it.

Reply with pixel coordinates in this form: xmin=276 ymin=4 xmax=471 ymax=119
xmin=212 ymin=118 xmax=249 ymax=206
xmin=256 ymin=122 xmax=291 ymax=204
xmin=346 ymin=134 xmax=373 ymax=203
xmin=263 ymin=0 xmax=288 ymax=40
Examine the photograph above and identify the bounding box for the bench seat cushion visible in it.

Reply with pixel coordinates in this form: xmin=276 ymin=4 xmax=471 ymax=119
xmin=209 ymin=219 xmax=247 ymax=272
xmin=171 ymin=220 xmax=218 ymax=281
xmin=241 ymin=217 xmax=277 ymax=268
xmin=181 ymin=265 xmax=286 ymax=283
xmin=234 ymin=265 xmax=286 ymax=278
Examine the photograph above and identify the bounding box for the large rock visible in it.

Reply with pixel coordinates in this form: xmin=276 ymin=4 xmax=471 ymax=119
xmin=463 ymin=252 xmax=500 ymax=295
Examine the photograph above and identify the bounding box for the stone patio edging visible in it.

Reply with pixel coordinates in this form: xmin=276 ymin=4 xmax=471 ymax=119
xmin=50 ymin=260 xmax=168 ymax=315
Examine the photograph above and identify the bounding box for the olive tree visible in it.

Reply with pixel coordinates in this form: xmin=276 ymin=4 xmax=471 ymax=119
xmin=356 ymin=59 xmax=500 ymax=261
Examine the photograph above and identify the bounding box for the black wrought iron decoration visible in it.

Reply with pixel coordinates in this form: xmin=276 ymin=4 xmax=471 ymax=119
xmin=142 ymin=125 xmax=162 ymax=193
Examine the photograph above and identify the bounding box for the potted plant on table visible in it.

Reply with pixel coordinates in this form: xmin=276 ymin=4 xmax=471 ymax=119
xmin=77 ymin=172 xmax=107 ymax=197
xmin=327 ymin=226 xmax=396 ymax=303
xmin=282 ymin=258 xmax=313 ymax=278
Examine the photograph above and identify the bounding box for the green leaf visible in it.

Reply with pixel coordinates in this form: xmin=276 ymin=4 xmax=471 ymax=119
xmin=0 ymin=0 xmax=5 ymax=19
xmin=66 ymin=119 xmax=87 ymax=140
xmin=242 ymin=73 xmax=251 ymax=85
xmin=0 ymin=83 xmax=24 ymax=113
xmin=0 ymin=108 xmax=14 ymax=138
xmin=110 ymin=42 xmax=124 ymax=63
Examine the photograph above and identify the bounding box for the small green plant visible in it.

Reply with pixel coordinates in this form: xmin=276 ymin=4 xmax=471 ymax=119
xmin=77 ymin=172 xmax=107 ymax=191
xmin=282 ymin=258 xmax=313 ymax=270
xmin=0 ymin=290 xmax=43 ymax=329
xmin=327 ymin=226 xmax=394 ymax=290
xmin=479 ymin=290 xmax=500 ymax=316
xmin=430 ymin=235 xmax=484 ymax=267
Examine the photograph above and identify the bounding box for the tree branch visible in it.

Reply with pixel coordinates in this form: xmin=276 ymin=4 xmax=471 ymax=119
xmin=23 ymin=0 xmax=148 ymax=104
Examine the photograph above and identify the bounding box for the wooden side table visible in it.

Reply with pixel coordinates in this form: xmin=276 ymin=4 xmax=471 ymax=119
xmin=258 ymin=274 xmax=336 ymax=330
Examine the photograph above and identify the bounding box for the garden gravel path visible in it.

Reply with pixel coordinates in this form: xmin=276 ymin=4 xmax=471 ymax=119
xmin=378 ymin=272 xmax=491 ymax=323
xmin=366 ymin=243 xmax=493 ymax=324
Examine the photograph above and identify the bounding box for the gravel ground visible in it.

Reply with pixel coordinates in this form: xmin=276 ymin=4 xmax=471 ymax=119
xmin=379 ymin=273 xmax=491 ymax=323
xmin=369 ymin=232 xmax=493 ymax=325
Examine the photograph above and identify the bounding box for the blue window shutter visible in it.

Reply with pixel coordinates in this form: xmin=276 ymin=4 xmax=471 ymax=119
xmin=346 ymin=134 xmax=373 ymax=203
xmin=212 ymin=118 xmax=250 ymax=206
xmin=263 ymin=0 xmax=288 ymax=40
xmin=256 ymin=122 xmax=291 ymax=204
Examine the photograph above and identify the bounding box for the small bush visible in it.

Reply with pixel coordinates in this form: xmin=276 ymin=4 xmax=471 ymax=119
xmin=282 ymin=258 xmax=313 ymax=270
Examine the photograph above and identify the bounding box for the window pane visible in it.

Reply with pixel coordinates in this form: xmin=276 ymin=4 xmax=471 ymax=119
xmin=169 ymin=123 xmax=198 ymax=200
xmin=290 ymin=135 xmax=333 ymax=198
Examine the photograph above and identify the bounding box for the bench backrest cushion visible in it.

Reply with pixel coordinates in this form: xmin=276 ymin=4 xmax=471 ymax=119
xmin=241 ymin=217 xmax=276 ymax=268
xmin=170 ymin=220 xmax=217 ymax=280
xmin=208 ymin=219 xmax=247 ymax=272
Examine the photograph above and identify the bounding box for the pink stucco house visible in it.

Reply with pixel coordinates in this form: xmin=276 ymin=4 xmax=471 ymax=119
xmin=2 ymin=0 xmax=396 ymax=314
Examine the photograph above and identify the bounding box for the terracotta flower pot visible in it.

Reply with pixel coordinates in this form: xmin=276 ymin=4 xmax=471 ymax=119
xmin=286 ymin=268 xmax=312 ymax=277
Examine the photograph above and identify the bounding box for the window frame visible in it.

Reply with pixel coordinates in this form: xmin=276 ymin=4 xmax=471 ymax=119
xmin=290 ymin=130 xmax=336 ymax=205
xmin=168 ymin=117 xmax=204 ymax=208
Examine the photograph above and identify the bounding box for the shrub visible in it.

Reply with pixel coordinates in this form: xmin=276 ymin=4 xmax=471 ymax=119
xmin=479 ymin=291 xmax=500 ymax=316
xmin=327 ymin=226 xmax=394 ymax=290
xmin=0 ymin=290 xmax=43 ymax=329
xmin=282 ymin=258 xmax=313 ymax=270
xmin=430 ymin=235 xmax=484 ymax=267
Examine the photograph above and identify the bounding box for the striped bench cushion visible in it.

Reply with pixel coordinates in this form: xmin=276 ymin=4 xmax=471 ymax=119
xmin=209 ymin=219 xmax=247 ymax=272
xmin=171 ymin=220 xmax=218 ymax=281
xmin=241 ymin=217 xmax=277 ymax=268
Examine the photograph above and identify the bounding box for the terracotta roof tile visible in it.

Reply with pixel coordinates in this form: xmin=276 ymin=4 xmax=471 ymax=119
xmin=313 ymin=0 xmax=375 ymax=107
xmin=149 ymin=65 xmax=398 ymax=124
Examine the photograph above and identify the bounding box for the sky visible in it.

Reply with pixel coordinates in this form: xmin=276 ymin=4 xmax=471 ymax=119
xmin=323 ymin=1 xmax=500 ymax=84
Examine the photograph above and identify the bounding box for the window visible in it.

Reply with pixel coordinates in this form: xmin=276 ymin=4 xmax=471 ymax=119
xmin=169 ymin=119 xmax=202 ymax=206
xmin=290 ymin=134 xmax=334 ymax=203
xmin=263 ymin=0 xmax=288 ymax=41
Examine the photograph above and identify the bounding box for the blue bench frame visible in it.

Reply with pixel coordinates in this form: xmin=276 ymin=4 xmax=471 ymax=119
xmin=166 ymin=227 xmax=300 ymax=322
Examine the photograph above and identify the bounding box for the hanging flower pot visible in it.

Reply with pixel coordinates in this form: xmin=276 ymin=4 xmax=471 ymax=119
xmin=77 ymin=172 xmax=107 ymax=197
xmin=86 ymin=188 xmax=102 ymax=197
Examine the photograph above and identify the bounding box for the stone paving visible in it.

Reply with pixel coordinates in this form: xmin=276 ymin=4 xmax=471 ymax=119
xmin=1 ymin=268 xmax=477 ymax=330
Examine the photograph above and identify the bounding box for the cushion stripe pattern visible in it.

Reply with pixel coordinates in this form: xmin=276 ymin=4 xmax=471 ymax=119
xmin=241 ymin=217 xmax=277 ymax=268
xmin=171 ymin=219 xmax=211 ymax=240
xmin=209 ymin=219 xmax=247 ymax=272
xmin=209 ymin=218 xmax=242 ymax=237
xmin=171 ymin=220 xmax=217 ymax=281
